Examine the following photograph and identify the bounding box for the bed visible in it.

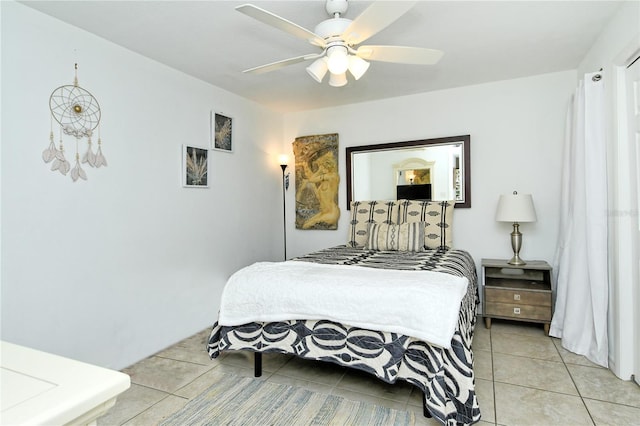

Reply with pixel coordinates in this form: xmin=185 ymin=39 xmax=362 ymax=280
xmin=207 ymin=200 xmax=481 ymax=425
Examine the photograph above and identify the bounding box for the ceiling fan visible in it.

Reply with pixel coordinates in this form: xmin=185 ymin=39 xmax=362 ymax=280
xmin=236 ymin=0 xmax=443 ymax=87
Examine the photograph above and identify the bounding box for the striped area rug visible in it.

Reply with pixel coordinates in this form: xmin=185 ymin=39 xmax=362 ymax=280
xmin=161 ymin=372 xmax=415 ymax=425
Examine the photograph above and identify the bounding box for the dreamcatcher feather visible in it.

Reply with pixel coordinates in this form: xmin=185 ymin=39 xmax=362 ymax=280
xmin=44 ymin=64 xmax=107 ymax=182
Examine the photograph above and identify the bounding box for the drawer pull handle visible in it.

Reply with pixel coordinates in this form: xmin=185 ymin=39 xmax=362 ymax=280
xmin=514 ymin=307 xmax=521 ymax=315
xmin=514 ymin=294 xmax=521 ymax=301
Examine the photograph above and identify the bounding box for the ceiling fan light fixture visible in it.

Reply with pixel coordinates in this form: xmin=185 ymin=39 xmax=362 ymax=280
xmin=306 ymin=57 xmax=329 ymax=83
xmin=237 ymin=2 xmax=444 ymax=89
xmin=329 ymin=72 xmax=348 ymax=87
xmin=348 ymin=55 xmax=370 ymax=80
xmin=326 ymin=45 xmax=349 ymax=74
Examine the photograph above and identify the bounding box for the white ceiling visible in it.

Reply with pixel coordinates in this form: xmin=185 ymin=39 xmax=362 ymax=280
xmin=22 ymin=1 xmax=622 ymax=113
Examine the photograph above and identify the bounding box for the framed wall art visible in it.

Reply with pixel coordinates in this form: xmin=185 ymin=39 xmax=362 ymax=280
xmin=182 ymin=145 xmax=209 ymax=188
xmin=211 ymin=111 xmax=233 ymax=152
xmin=293 ymin=133 xmax=340 ymax=230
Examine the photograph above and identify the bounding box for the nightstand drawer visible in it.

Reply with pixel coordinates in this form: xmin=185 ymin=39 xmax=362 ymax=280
xmin=485 ymin=302 xmax=551 ymax=321
xmin=485 ymin=287 xmax=551 ymax=307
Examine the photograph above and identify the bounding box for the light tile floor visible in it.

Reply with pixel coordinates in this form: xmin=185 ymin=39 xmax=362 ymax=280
xmin=98 ymin=320 xmax=640 ymax=425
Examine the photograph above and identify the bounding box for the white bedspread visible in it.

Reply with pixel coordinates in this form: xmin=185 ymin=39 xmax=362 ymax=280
xmin=218 ymin=261 xmax=468 ymax=348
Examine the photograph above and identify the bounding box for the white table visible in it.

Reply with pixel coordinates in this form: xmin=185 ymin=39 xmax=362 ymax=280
xmin=1 ymin=341 xmax=130 ymax=425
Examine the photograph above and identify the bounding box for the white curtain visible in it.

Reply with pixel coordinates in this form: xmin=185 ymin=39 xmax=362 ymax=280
xmin=550 ymin=72 xmax=608 ymax=367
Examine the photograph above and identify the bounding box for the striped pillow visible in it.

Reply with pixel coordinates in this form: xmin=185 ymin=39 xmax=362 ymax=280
xmin=366 ymin=222 xmax=425 ymax=252
xmin=397 ymin=200 xmax=454 ymax=249
xmin=347 ymin=200 xmax=400 ymax=248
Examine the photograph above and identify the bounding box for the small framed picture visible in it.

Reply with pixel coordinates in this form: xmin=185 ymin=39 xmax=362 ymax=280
xmin=182 ymin=145 xmax=209 ymax=188
xmin=211 ymin=111 xmax=233 ymax=152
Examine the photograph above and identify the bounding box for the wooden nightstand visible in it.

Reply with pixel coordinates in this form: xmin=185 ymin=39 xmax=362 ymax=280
xmin=482 ymin=258 xmax=553 ymax=335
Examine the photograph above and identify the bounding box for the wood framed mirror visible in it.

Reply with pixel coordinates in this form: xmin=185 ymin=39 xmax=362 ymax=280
xmin=346 ymin=135 xmax=471 ymax=209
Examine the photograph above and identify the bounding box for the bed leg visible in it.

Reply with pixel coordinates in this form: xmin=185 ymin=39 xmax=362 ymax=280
xmin=423 ymin=394 xmax=432 ymax=418
xmin=254 ymin=352 xmax=262 ymax=377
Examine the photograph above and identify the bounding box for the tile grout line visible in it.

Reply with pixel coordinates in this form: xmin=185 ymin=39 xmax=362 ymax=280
xmin=491 ymin=328 xmax=600 ymax=425
xmin=488 ymin=326 xmax=498 ymax=426
xmin=551 ymin=338 xmax=597 ymax=426
xmin=120 ymin=393 xmax=174 ymax=426
xmin=123 ymin=354 xmax=255 ymax=426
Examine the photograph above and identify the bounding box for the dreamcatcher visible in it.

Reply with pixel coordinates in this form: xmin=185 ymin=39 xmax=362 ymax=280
xmin=43 ymin=64 xmax=107 ymax=182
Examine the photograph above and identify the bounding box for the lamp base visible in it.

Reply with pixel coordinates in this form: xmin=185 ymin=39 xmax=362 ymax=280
xmin=508 ymin=222 xmax=527 ymax=266
xmin=507 ymin=254 xmax=527 ymax=266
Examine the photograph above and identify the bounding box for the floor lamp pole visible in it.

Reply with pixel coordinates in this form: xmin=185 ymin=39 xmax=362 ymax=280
xmin=280 ymin=164 xmax=288 ymax=260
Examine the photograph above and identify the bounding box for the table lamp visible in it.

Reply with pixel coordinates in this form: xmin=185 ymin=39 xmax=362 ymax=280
xmin=495 ymin=191 xmax=537 ymax=265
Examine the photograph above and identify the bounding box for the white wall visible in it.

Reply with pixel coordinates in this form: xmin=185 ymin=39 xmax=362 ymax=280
xmin=283 ymin=71 xmax=576 ymax=276
xmin=577 ymin=1 xmax=640 ymax=380
xmin=0 ymin=1 xmax=284 ymax=370
xmin=2 ymin=1 xmax=621 ymax=375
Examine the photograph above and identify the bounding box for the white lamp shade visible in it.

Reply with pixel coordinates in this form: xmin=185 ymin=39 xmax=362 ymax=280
xmin=327 ymin=45 xmax=349 ymax=74
xmin=348 ymin=55 xmax=370 ymax=80
xmin=278 ymin=154 xmax=289 ymax=166
xmin=495 ymin=193 xmax=537 ymax=222
xmin=306 ymin=57 xmax=328 ymax=83
xmin=329 ymin=72 xmax=348 ymax=87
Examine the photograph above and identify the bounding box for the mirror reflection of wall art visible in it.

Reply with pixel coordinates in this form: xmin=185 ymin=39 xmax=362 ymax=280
xmin=182 ymin=145 xmax=209 ymax=188
xmin=411 ymin=168 xmax=431 ymax=184
xmin=211 ymin=111 xmax=233 ymax=152
xmin=293 ymin=133 xmax=340 ymax=230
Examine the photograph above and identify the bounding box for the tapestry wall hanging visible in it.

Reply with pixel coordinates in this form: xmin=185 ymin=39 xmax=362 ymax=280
xmin=293 ymin=133 xmax=340 ymax=230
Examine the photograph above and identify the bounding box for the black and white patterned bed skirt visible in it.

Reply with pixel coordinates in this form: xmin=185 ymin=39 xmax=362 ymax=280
xmin=207 ymin=246 xmax=481 ymax=425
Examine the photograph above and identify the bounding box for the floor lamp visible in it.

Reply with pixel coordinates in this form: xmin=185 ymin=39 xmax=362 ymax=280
xmin=279 ymin=155 xmax=289 ymax=260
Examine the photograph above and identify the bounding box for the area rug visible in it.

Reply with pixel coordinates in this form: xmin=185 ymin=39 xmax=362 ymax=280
xmin=161 ymin=372 xmax=415 ymax=425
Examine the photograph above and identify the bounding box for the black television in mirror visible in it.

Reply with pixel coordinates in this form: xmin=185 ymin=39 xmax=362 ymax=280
xmin=396 ymin=184 xmax=432 ymax=201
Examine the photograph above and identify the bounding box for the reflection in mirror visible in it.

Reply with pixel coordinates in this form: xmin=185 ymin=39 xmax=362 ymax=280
xmin=346 ymin=135 xmax=470 ymax=209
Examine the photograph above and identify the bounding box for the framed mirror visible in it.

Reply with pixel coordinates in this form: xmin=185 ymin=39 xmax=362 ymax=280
xmin=346 ymin=135 xmax=470 ymax=209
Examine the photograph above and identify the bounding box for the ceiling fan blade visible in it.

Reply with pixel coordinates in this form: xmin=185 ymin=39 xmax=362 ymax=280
xmin=243 ymin=54 xmax=322 ymax=75
xmin=236 ymin=4 xmax=326 ymax=47
xmin=357 ymin=45 xmax=444 ymax=65
xmin=342 ymin=1 xmax=417 ymax=45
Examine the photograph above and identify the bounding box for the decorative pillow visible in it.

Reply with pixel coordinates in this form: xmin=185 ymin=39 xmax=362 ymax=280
xmin=366 ymin=222 xmax=426 ymax=252
xmin=397 ymin=200 xmax=454 ymax=249
xmin=347 ymin=200 xmax=400 ymax=248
